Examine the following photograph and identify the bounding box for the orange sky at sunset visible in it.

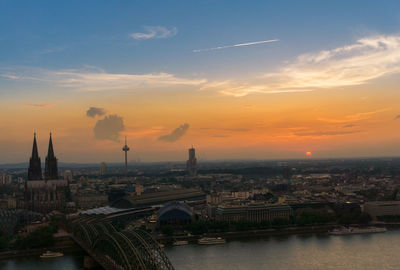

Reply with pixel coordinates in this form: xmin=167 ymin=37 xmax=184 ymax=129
xmin=1 ymin=79 xmax=399 ymax=163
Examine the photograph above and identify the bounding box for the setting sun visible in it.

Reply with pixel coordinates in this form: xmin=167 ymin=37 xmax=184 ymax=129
xmin=306 ymin=152 xmax=312 ymax=157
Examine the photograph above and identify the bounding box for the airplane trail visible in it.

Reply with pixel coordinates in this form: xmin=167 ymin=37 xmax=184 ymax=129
xmin=193 ymin=39 xmax=279 ymax=52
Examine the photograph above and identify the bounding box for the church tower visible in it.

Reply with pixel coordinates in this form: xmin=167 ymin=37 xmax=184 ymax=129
xmin=44 ymin=133 xmax=58 ymax=179
xmin=28 ymin=133 xmax=42 ymax=180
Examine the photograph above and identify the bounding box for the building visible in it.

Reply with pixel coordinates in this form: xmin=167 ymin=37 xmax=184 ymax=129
xmin=112 ymin=188 xmax=205 ymax=208
xmin=73 ymin=189 xmax=108 ymax=209
xmin=363 ymin=201 xmax=400 ymax=220
xmin=25 ymin=133 xmax=69 ymax=214
xmin=215 ymin=203 xmax=293 ymax=223
xmin=100 ymin=162 xmax=107 ymax=176
xmin=64 ymin=170 xmax=72 ymax=181
xmin=158 ymin=202 xmax=194 ymax=226
xmin=186 ymin=147 xmax=197 ymax=176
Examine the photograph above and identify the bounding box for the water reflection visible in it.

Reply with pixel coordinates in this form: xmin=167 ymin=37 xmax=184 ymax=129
xmin=0 ymin=255 xmax=84 ymax=270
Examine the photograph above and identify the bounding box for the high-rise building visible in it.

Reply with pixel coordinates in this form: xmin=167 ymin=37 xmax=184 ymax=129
xmin=25 ymin=133 xmax=69 ymax=213
xmin=100 ymin=162 xmax=107 ymax=175
xmin=186 ymin=147 xmax=197 ymax=176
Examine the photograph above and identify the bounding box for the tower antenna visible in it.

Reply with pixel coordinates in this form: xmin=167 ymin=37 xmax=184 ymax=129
xmin=122 ymin=136 xmax=130 ymax=175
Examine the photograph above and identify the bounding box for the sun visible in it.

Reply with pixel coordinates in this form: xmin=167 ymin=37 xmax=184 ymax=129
xmin=306 ymin=151 xmax=312 ymax=157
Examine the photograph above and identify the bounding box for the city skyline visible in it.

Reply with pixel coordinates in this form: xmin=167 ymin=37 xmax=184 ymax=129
xmin=1 ymin=1 xmax=400 ymax=163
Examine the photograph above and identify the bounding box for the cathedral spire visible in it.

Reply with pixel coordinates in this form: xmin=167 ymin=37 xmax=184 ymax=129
xmin=45 ymin=132 xmax=58 ymax=179
xmin=28 ymin=133 xmax=42 ymax=180
xmin=47 ymin=132 xmax=54 ymax=158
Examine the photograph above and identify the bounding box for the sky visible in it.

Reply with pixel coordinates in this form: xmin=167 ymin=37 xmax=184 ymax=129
xmin=1 ymin=0 xmax=400 ymax=163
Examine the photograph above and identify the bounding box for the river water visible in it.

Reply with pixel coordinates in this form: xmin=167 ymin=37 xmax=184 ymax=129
xmin=2 ymin=230 xmax=400 ymax=270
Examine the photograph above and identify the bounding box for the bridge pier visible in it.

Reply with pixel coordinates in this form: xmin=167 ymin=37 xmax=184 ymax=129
xmin=83 ymin=255 xmax=99 ymax=269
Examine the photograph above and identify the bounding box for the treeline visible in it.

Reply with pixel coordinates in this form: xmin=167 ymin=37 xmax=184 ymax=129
xmin=0 ymin=220 xmax=59 ymax=251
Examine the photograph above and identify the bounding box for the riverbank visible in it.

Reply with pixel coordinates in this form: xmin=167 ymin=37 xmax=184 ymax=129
xmin=157 ymin=224 xmax=334 ymax=244
xmin=0 ymin=234 xmax=83 ymax=261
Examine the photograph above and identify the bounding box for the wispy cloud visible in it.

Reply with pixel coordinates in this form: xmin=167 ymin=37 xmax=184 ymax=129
xmin=395 ymin=115 xmax=400 ymax=120
xmin=158 ymin=123 xmax=189 ymax=142
xmin=130 ymin=26 xmax=177 ymax=40
xmin=342 ymin=123 xmax=357 ymax=128
xmin=40 ymin=45 xmax=67 ymax=55
xmin=1 ymin=66 xmax=206 ymax=91
xmin=318 ymin=108 xmax=390 ymax=123
xmin=203 ymin=35 xmax=400 ymax=96
xmin=26 ymin=103 xmax=55 ymax=108
xmin=293 ymin=129 xmax=362 ymax=137
xmin=193 ymin=39 xmax=279 ymax=53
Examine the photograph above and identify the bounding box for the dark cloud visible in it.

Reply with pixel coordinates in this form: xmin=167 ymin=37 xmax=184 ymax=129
xmin=343 ymin=123 xmax=357 ymax=128
xmin=158 ymin=123 xmax=189 ymax=142
xmin=293 ymin=130 xmax=361 ymax=137
xmin=395 ymin=115 xmax=400 ymax=120
xmin=86 ymin=107 xmax=106 ymax=118
xmin=93 ymin=114 xmax=124 ymax=142
xmin=212 ymin=135 xmax=229 ymax=138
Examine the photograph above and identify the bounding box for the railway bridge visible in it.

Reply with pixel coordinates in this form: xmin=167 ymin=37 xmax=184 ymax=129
xmin=68 ymin=216 xmax=174 ymax=270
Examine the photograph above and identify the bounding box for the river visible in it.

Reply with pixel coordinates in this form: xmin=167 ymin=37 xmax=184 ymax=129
xmin=2 ymin=230 xmax=400 ymax=270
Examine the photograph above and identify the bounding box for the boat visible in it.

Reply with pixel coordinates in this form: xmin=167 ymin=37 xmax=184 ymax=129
xmin=40 ymin=251 xmax=64 ymax=258
xmin=198 ymin=237 xmax=226 ymax=245
xmin=173 ymin=240 xmax=189 ymax=246
xmin=329 ymin=226 xmax=387 ymax=235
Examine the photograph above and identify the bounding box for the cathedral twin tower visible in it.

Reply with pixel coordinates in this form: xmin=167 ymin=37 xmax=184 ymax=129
xmin=28 ymin=133 xmax=58 ymax=180
xmin=25 ymin=133 xmax=67 ymax=214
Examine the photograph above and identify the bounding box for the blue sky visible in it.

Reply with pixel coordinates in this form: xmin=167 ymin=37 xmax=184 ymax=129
xmin=2 ymin=0 xmax=400 ymax=79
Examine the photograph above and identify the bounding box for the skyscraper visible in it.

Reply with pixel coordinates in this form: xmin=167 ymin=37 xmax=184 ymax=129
xmin=122 ymin=136 xmax=130 ymax=174
xmin=44 ymin=133 xmax=58 ymax=180
xmin=100 ymin=162 xmax=107 ymax=175
xmin=186 ymin=147 xmax=197 ymax=176
xmin=28 ymin=133 xmax=42 ymax=180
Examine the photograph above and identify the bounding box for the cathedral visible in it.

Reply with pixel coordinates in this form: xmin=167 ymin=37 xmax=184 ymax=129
xmin=25 ymin=133 xmax=69 ymax=213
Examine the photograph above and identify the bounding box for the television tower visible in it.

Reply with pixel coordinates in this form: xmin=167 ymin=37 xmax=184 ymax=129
xmin=122 ymin=136 xmax=130 ymax=174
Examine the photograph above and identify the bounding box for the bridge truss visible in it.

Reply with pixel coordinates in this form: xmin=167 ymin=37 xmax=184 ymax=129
xmin=71 ymin=218 xmax=174 ymax=270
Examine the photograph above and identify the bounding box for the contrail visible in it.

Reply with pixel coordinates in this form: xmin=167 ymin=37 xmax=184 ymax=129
xmin=193 ymin=39 xmax=279 ymax=53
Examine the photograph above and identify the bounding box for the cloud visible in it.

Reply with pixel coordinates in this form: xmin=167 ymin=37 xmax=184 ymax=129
xmin=395 ymin=115 xmax=400 ymax=120
xmin=130 ymin=26 xmax=177 ymax=40
xmin=193 ymin=39 xmax=279 ymax=52
xmin=158 ymin=123 xmax=189 ymax=142
xmin=40 ymin=45 xmax=67 ymax=55
xmin=5 ymin=34 xmax=400 ymax=97
xmin=203 ymin=34 xmax=400 ymax=96
xmin=212 ymin=135 xmax=229 ymax=138
xmin=293 ymin=129 xmax=362 ymax=137
xmin=86 ymin=107 xmax=106 ymax=118
xmin=318 ymin=108 xmax=390 ymax=123
xmin=26 ymin=103 xmax=54 ymax=108
xmin=93 ymin=114 xmax=125 ymax=142
xmin=221 ymin=128 xmax=251 ymax=132
xmin=0 ymin=66 xmax=206 ymax=91
xmin=342 ymin=123 xmax=357 ymax=128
